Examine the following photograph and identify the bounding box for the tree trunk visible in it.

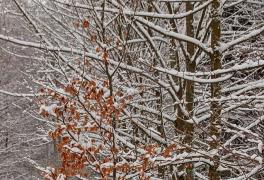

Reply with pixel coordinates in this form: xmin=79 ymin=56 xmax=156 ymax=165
xmin=209 ymin=0 xmax=222 ymax=179
xmin=182 ymin=2 xmax=196 ymax=179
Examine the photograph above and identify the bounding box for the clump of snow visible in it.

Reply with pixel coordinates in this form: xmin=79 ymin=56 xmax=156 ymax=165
xmin=257 ymin=140 xmax=263 ymax=153
xmin=70 ymin=147 xmax=83 ymax=154
xmin=39 ymin=104 xmax=57 ymax=116
xmin=251 ymin=154 xmax=257 ymax=159
xmin=255 ymin=156 xmax=263 ymax=164
xmin=217 ymin=165 xmax=229 ymax=172
xmin=101 ymin=162 xmax=114 ymax=168
xmin=206 ymin=135 xmax=217 ymax=142
xmin=103 ymin=87 xmax=110 ymax=98
xmin=126 ymin=87 xmax=138 ymax=95
xmin=210 ymin=149 xmax=218 ymax=155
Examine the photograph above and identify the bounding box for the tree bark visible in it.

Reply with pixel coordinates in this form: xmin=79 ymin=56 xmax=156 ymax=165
xmin=183 ymin=2 xmax=195 ymax=180
xmin=209 ymin=0 xmax=222 ymax=179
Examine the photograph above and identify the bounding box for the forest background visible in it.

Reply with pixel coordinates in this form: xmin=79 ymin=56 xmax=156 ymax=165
xmin=0 ymin=0 xmax=263 ymax=179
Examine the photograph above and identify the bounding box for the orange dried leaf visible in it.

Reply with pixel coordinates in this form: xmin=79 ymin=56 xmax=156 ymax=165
xmin=91 ymin=34 xmax=97 ymax=42
xmin=65 ymin=85 xmax=77 ymax=95
xmin=82 ymin=20 xmax=89 ymax=28
xmin=40 ymin=110 xmax=49 ymax=117
xmin=95 ymin=47 xmax=100 ymax=53
xmin=102 ymin=51 xmax=109 ymax=62
xmin=73 ymin=20 xmax=80 ymax=28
